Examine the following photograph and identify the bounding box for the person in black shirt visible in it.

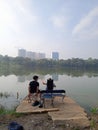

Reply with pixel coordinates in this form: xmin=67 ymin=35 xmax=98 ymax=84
xmin=28 ymin=75 xmax=40 ymax=105
xmin=29 ymin=75 xmax=39 ymax=94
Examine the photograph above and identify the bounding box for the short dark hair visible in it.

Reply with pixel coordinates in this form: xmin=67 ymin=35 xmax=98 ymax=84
xmin=33 ymin=75 xmax=38 ymax=80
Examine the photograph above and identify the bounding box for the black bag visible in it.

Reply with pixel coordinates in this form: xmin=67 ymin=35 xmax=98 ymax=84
xmin=8 ymin=121 xmax=24 ymax=130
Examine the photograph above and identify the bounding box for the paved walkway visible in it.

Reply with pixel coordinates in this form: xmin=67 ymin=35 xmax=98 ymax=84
xmin=16 ymin=96 xmax=90 ymax=128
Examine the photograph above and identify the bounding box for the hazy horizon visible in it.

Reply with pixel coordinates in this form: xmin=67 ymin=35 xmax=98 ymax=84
xmin=0 ymin=0 xmax=98 ymax=59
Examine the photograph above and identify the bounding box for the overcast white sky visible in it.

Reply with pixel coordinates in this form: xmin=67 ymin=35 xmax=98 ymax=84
xmin=0 ymin=0 xmax=98 ymax=59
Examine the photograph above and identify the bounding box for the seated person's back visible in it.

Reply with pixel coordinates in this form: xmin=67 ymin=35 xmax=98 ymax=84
xmin=47 ymin=78 xmax=54 ymax=90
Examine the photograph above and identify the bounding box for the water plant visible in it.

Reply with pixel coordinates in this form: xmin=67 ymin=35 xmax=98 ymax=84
xmin=0 ymin=106 xmax=5 ymax=114
xmin=90 ymin=107 xmax=98 ymax=114
xmin=0 ymin=92 xmax=10 ymax=98
xmin=0 ymin=92 xmax=3 ymax=97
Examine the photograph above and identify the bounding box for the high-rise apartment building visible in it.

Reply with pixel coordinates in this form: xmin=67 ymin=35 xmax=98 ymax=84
xmin=18 ymin=49 xmax=26 ymax=57
xmin=18 ymin=49 xmax=46 ymax=60
xmin=26 ymin=51 xmax=36 ymax=60
xmin=52 ymin=52 xmax=59 ymax=60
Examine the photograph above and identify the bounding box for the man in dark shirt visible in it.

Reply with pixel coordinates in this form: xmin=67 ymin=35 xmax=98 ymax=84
xmin=29 ymin=75 xmax=39 ymax=94
xmin=28 ymin=75 xmax=40 ymax=105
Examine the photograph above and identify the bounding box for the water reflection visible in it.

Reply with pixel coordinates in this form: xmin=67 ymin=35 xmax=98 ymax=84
xmin=0 ymin=92 xmax=8 ymax=97
xmin=18 ymin=75 xmax=26 ymax=82
xmin=17 ymin=73 xmax=59 ymax=83
xmin=17 ymin=74 xmax=45 ymax=83
xmin=52 ymin=73 xmax=59 ymax=81
xmin=0 ymin=67 xmax=98 ymax=77
xmin=0 ymin=67 xmax=98 ymax=111
xmin=0 ymin=92 xmax=20 ymax=110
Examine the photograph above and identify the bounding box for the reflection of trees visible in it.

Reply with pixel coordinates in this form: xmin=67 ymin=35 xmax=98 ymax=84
xmin=17 ymin=74 xmax=45 ymax=82
xmin=0 ymin=66 xmax=98 ymax=77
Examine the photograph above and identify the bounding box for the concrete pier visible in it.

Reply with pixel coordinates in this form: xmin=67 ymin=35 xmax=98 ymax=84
xmin=48 ymin=96 xmax=90 ymax=128
xmin=16 ymin=96 xmax=90 ymax=128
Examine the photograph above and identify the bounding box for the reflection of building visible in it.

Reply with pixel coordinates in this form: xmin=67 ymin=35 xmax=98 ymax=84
xmin=52 ymin=73 xmax=59 ymax=81
xmin=26 ymin=74 xmax=33 ymax=81
xmin=18 ymin=76 xmax=25 ymax=82
xmin=52 ymin=52 xmax=59 ymax=60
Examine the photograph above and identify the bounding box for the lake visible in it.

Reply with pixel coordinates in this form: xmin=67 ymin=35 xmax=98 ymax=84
xmin=0 ymin=68 xmax=98 ymax=112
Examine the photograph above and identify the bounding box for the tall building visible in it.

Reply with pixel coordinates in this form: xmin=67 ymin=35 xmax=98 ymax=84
xmin=26 ymin=51 xmax=36 ymax=60
xmin=18 ymin=49 xmax=26 ymax=57
xmin=52 ymin=52 xmax=59 ymax=60
xmin=18 ymin=49 xmax=46 ymax=60
xmin=38 ymin=53 xmax=46 ymax=59
xmin=33 ymin=52 xmax=46 ymax=59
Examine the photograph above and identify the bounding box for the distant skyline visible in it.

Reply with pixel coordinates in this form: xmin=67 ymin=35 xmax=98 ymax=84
xmin=0 ymin=0 xmax=98 ymax=59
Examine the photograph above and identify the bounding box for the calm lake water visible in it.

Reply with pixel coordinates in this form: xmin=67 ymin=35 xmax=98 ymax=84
xmin=0 ymin=68 xmax=98 ymax=112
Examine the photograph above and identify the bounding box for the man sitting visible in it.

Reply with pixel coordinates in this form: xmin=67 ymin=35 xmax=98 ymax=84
xmin=42 ymin=78 xmax=56 ymax=90
xmin=28 ymin=75 xmax=40 ymax=106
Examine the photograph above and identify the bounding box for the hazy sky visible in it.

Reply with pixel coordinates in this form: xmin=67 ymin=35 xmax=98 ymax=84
xmin=0 ymin=0 xmax=98 ymax=59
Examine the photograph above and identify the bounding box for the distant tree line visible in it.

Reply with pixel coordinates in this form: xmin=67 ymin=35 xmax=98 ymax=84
xmin=0 ymin=55 xmax=98 ymax=69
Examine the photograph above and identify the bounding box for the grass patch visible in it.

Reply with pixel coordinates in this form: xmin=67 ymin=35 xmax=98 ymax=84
xmin=0 ymin=106 xmax=24 ymax=117
xmin=90 ymin=119 xmax=96 ymax=128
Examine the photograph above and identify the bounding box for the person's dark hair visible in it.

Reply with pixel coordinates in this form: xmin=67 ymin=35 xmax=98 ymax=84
xmin=33 ymin=75 xmax=38 ymax=80
xmin=48 ymin=78 xmax=52 ymax=80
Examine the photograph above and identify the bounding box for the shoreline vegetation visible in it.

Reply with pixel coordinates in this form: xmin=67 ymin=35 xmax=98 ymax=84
xmin=0 ymin=55 xmax=98 ymax=77
xmin=0 ymin=55 xmax=98 ymax=69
